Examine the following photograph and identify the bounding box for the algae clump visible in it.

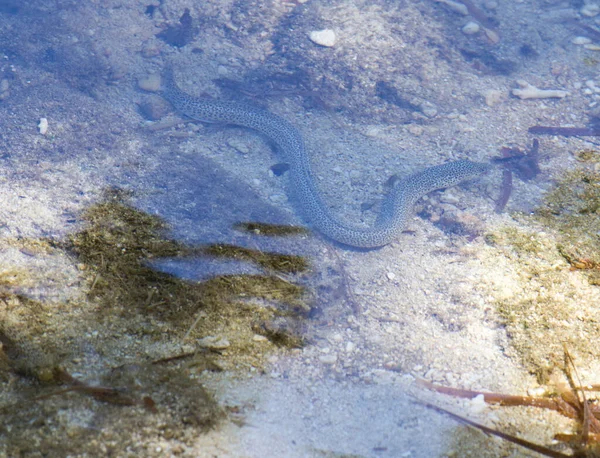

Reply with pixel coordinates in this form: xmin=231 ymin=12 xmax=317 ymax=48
xmin=0 ymin=187 xmax=312 ymax=457
xmin=488 ymin=167 xmax=600 ymax=379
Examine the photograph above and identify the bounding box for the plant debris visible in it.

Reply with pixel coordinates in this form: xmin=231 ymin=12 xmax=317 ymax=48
xmin=419 ymin=348 xmax=600 ymax=457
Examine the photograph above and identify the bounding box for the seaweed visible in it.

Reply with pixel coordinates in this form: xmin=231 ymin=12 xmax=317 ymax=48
xmin=0 ymin=187 xmax=311 ymax=456
xmin=486 ymin=163 xmax=600 ymax=376
xmin=420 ymin=348 xmax=600 ymax=456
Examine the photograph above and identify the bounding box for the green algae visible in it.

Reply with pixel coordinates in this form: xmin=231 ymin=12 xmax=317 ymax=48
xmin=67 ymin=187 xmax=310 ymax=334
xmin=489 ymin=166 xmax=600 ymax=380
xmin=0 ymin=187 xmax=311 ymax=457
xmin=202 ymin=243 xmax=309 ymax=274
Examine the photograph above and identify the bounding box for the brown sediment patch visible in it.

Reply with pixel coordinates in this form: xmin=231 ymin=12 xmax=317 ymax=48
xmin=0 ymin=187 xmax=311 ymax=457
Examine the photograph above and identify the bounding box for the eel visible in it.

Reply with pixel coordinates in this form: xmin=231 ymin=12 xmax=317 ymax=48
xmin=160 ymin=68 xmax=490 ymax=248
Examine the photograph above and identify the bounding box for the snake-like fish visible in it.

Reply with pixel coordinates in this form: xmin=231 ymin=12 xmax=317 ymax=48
xmin=160 ymin=69 xmax=489 ymax=248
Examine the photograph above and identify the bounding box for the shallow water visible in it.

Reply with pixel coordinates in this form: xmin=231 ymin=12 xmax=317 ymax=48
xmin=0 ymin=1 xmax=599 ymax=457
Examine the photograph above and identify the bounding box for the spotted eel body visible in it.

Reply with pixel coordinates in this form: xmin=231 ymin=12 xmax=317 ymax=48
xmin=160 ymin=68 xmax=490 ymax=248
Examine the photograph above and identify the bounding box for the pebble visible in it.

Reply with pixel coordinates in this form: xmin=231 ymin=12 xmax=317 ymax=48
xmin=38 ymin=118 xmax=48 ymax=135
xmin=482 ymin=89 xmax=503 ymax=107
xmin=329 ymin=333 xmax=343 ymax=342
xmin=572 ymin=36 xmax=592 ymax=45
xmin=527 ymin=386 xmax=546 ymax=397
xmin=138 ymin=73 xmax=161 ymax=92
xmin=309 ymin=29 xmax=337 ymax=47
xmin=581 ymin=3 xmax=600 ymax=16
xmin=469 ymin=394 xmax=487 ymax=414
xmin=420 ymin=101 xmax=438 ymax=118
xmin=252 ymin=334 xmax=268 ymax=342
xmin=386 ymin=271 xmax=396 ymax=281
xmin=462 ymin=21 xmax=480 ymax=35
xmin=319 ymin=353 xmax=338 ymax=365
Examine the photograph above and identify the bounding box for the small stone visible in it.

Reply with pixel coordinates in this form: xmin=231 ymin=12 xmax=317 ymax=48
xmin=38 ymin=118 xmax=48 ymax=135
xmin=330 ymin=333 xmax=343 ymax=342
xmin=436 ymin=0 xmax=468 ymax=15
xmin=572 ymin=36 xmax=592 ymax=45
xmin=309 ymin=29 xmax=336 ymax=47
xmin=252 ymin=334 xmax=268 ymax=342
xmin=469 ymin=394 xmax=487 ymax=414
xmin=581 ymin=3 xmax=600 ymax=17
xmin=527 ymin=386 xmax=547 ymax=397
xmin=319 ymin=353 xmax=337 ymax=365
xmin=217 ymin=65 xmax=229 ymax=76
xmin=138 ymin=73 xmax=161 ymax=92
xmin=462 ymin=21 xmax=480 ymax=35
xmin=482 ymin=89 xmax=504 ymax=107
xmin=420 ymin=101 xmax=438 ymax=118
xmin=386 ymin=271 xmax=396 ymax=281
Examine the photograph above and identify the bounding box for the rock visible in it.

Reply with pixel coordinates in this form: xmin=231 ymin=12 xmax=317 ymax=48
xmin=319 ymin=353 xmax=337 ymax=365
xmin=482 ymin=89 xmax=504 ymax=107
xmin=581 ymin=3 xmax=600 ymax=17
xmin=572 ymin=36 xmax=592 ymax=45
xmin=420 ymin=101 xmax=438 ymax=118
xmin=38 ymin=118 xmax=48 ymax=135
xmin=309 ymin=29 xmax=336 ymax=47
xmin=462 ymin=21 xmax=480 ymax=35
xmin=138 ymin=73 xmax=161 ymax=92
